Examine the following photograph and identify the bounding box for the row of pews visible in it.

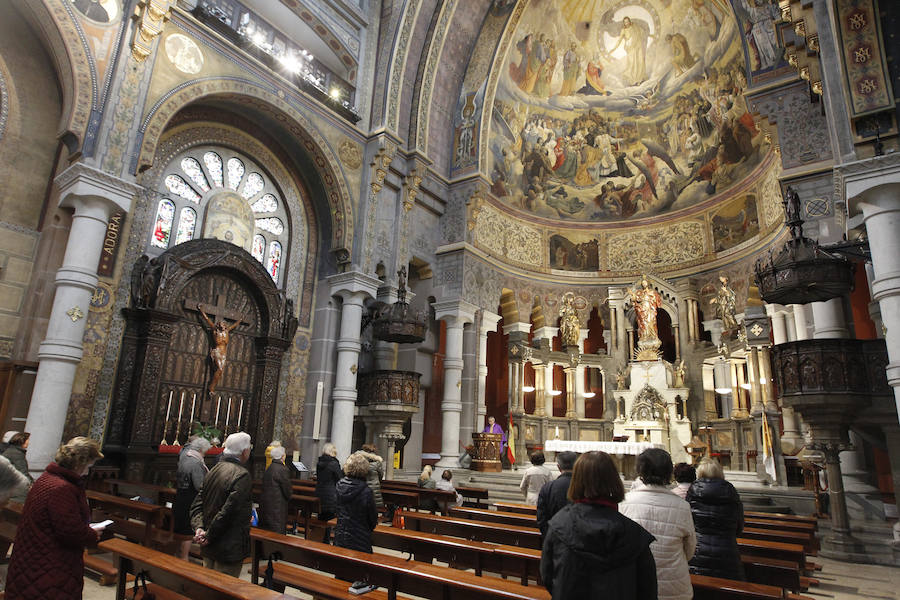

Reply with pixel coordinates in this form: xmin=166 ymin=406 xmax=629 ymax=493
xmin=0 ymin=473 xmax=822 ymax=600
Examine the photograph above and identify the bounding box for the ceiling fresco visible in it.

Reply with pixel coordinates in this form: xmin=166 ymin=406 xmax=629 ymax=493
xmin=485 ymin=0 xmax=775 ymax=224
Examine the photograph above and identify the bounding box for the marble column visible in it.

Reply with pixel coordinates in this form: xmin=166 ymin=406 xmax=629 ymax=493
xmin=766 ymin=304 xmax=787 ymax=345
xmin=758 ymin=347 xmax=779 ymax=413
xmin=748 ymin=347 xmax=764 ymax=416
xmin=564 ymin=366 xmax=577 ymax=418
xmin=434 ymin=300 xmax=477 ymax=468
xmin=609 ymin=288 xmax=627 ymax=354
xmin=543 ymin=362 xmax=555 ymax=417
xmin=533 ymin=363 xmax=546 ymax=416
xmin=574 ymin=330 xmax=588 ymax=418
xmin=25 ymin=164 xmax=139 ymax=472
xmin=730 ymin=360 xmax=748 ymax=419
xmin=812 ymin=298 xmax=850 ymax=339
xmin=476 ymin=311 xmax=502 ymax=430
xmin=327 ymin=272 xmax=380 ymax=462
xmin=790 ymin=304 xmax=810 ymax=340
xmin=840 ymin=430 xmax=884 ymax=519
xmin=855 ymin=185 xmax=900 ymax=419
xmin=822 ymin=443 xmax=866 ymax=553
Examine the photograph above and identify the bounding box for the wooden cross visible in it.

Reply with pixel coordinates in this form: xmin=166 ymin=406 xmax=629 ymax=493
xmin=184 ymin=294 xmax=249 ymax=325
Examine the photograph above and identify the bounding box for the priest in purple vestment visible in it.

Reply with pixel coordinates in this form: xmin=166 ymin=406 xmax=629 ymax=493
xmin=483 ymin=416 xmax=507 ymax=454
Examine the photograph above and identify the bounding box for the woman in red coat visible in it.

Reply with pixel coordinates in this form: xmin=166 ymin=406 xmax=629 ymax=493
xmin=4 ymin=436 xmax=106 ymax=599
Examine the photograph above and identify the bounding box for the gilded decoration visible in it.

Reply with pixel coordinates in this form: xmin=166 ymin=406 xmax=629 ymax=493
xmin=607 ymin=221 xmax=705 ymax=271
xmin=472 ymin=204 xmax=543 ymax=267
xmin=131 ymin=0 xmax=173 ymax=61
xmin=338 ymin=138 xmax=363 ymax=170
xmin=485 ymin=0 xmax=772 ymax=224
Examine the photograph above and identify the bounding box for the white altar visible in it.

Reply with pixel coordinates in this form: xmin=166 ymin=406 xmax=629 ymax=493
xmin=612 ymin=360 xmax=692 ymax=464
xmin=544 ymin=440 xmax=664 ymax=455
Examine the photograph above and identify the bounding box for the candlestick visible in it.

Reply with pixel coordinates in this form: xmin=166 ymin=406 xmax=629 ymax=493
xmin=555 ymin=425 xmax=560 ymax=439
xmin=174 ymin=391 xmax=185 ymax=446
xmin=214 ymin=395 xmax=221 ymax=429
xmin=160 ymin=390 xmax=173 ymax=445
xmin=225 ymin=396 xmax=232 ymax=435
xmin=188 ymin=393 xmax=196 ymax=436
xmin=236 ymin=398 xmax=244 ymax=432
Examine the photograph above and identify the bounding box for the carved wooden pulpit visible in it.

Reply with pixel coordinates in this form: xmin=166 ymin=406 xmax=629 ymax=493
xmin=471 ymin=433 xmax=502 ymax=472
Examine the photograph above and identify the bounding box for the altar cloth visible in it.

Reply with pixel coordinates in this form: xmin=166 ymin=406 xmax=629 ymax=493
xmin=544 ymin=440 xmax=664 ymax=455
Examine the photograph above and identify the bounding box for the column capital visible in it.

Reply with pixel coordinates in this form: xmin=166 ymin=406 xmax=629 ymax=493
xmin=433 ymin=299 xmax=478 ymax=326
xmin=55 ymin=162 xmax=140 ymax=215
xmin=502 ymin=321 xmax=532 ymax=336
xmin=480 ymin=310 xmax=502 ymax=335
xmin=327 ymin=271 xmax=380 ymax=302
xmin=533 ymin=326 xmax=558 ymax=341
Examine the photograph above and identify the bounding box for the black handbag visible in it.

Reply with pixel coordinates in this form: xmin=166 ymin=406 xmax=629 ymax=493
xmin=131 ymin=570 xmax=156 ymax=600
xmin=262 ymin=551 xmax=283 ymax=589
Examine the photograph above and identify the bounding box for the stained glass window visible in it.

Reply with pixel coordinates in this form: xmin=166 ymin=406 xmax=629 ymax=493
xmin=203 ymin=152 xmax=223 ymax=187
xmin=255 ymin=217 xmax=284 ymax=235
xmin=164 ymin=175 xmax=201 ymax=203
xmin=251 ymin=234 xmax=266 ymax=262
xmin=251 ymin=194 xmax=278 ymax=213
xmin=241 ymin=172 xmax=264 ymax=199
xmin=151 ymin=199 xmax=175 ymax=249
xmin=180 ymin=158 xmax=210 ymax=192
xmin=175 ymin=207 xmax=197 ymax=244
xmin=267 ymin=241 xmax=282 ymax=281
xmin=227 ymin=158 xmax=245 ymax=190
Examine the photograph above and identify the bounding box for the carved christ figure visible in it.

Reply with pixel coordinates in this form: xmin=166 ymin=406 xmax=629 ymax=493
xmin=628 ymin=277 xmax=662 ymax=344
xmin=198 ymin=303 xmax=243 ymax=394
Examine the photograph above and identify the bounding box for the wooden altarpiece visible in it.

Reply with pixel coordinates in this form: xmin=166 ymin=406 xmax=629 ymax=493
xmin=104 ymin=239 xmax=297 ymax=482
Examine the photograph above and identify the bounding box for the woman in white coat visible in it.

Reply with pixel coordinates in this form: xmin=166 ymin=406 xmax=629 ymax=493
xmin=620 ymin=448 xmax=696 ymax=600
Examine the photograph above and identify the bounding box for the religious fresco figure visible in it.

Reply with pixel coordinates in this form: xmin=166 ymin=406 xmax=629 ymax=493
xmin=710 ymin=275 xmax=738 ymax=331
xmin=628 ymin=277 xmax=663 ymax=359
xmin=199 ymin=303 xmax=245 ymax=394
xmin=739 ymin=0 xmax=780 ymax=71
xmin=559 ymin=43 xmax=581 ymax=96
xmin=609 ymin=17 xmax=649 ymax=86
xmin=559 ymin=292 xmax=581 ymax=347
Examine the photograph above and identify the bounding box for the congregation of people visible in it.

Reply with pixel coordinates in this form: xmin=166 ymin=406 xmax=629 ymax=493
xmin=1 ymin=424 xmax=744 ymax=599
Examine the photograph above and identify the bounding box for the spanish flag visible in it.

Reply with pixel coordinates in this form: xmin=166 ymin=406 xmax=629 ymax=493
xmin=507 ymin=414 xmax=516 ymax=465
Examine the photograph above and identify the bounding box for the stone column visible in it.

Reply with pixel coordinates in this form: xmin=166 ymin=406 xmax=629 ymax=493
xmin=564 ymin=366 xmax=577 ymax=418
xmin=730 ymin=360 xmax=748 ymax=419
xmin=757 ymin=347 xmax=779 ymax=413
xmin=821 ymin=443 xmax=866 ymax=554
xmin=855 ymin=186 xmax=900 ymax=419
xmin=812 ymin=298 xmax=850 ymax=339
xmin=25 ymin=164 xmax=138 ymax=472
xmin=748 ymin=347 xmax=764 ymax=416
xmin=533 ymin=362 xmax=546 ymax=416
xmin=434 ymin=300 xmax=477 ymax=468
xmin=327 ymin=272 xmax=380 ymax=462
xmin=840 ymin=430 xmax=884 ymax=519
xmin=766 ymin=304 xmax=787 ymax=344
xmin=790 ymin=304 xmax=810 ymax=340
xmin=476 ymin=311 xmax=502 ymax=429
xmin=543 ymin=362 xmax=555 ymax=417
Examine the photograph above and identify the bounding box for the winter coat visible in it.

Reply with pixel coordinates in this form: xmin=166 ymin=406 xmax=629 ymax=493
xmin=259 ymin=460 xmax=292 ymax=534
xmin=620 ymin=484 xmax=696 ymax=600
xmin=417 ymin=476 xmax=439 ymax=512
xmin=315 ymin=454 xmax=342 ymax=520
xmin=2 ymin=445 xmax=32 ymax=504
xmin=536 ymin=472 xmax=572 ymax=536
xmin=520 ymin=464 xmax=554 ymax=505
xmin=333 ymin=476 xmax=377 ymax=553
xmin=686 ymin=477 xmax=745 ymax=580
xmin=190 ymin=456 xmax=252 ymax=564
xmin=174 ymin=448 xmax=207 ymax=534
xmin=0 ymin=455 xmax=28 ymax=504
xmin=541 ymin=502 xmax=658 ymax=600
xmin=5 ymin=462 xmax=99 ymax=600
xmin=355 ymin=450 xmax=385 ymax=507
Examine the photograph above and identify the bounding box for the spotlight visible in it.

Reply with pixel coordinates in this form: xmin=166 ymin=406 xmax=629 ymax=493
xmin=522 ymin=386 xmax=535 ymax=393
xmin=329 ymin=87 xmax=342 ymax=100
xmin=549 ymin=390 xmax=562 ymax=396
xmin=583 ymin=392 xmax=596 ymax=398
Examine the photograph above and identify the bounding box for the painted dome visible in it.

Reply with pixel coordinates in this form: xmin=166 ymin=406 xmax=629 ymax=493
xmin=484 ymin=0 xmax=777 ymax=226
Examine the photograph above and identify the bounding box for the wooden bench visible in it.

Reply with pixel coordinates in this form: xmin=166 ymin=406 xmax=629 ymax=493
xmin=250 ymin=528 xmax=550 ymax=600
xmin=738 ymin=537 xmax=807 ymax=566
xmin=456 ymin=485 xmax=490 ymax=507
xmin=103 ymin=478 xmax=177 ymax=506
xmin=744 ymin=518 xmax=817 ymax=535
xmin=691 ymin=573 xmax=784 ymax=600
xmin=87 ymin=490 xmax=172 ymax=549
xmin=381 ymin=489 xmax=419 ymax=511
xmin=398 ymin=510 xmax=543 ymax=549
xmin=741 ymin=527 xmax=818 ymax=555
xmin=449 ymin=506 xmax=542 ymax=528
xmin=741 ymin=554 xmax=804 ymax=593
xmin=370 ymin=524 xmax=542 ymax=586
xmin=745 ymin=511 xmax=818 ymax=529
xmin=100 ymin=537 xmax=297 ymax=600
xmin=382 ymin=481 xmax=458 ymax=513
xmin=493 ymin=501 xmax=537 ymax=515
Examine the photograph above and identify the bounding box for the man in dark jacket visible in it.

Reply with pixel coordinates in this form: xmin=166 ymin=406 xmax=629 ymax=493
xmin=191 ymin=431 xmax=253 ymax=577
xmin=536 ymin=450 xmax=576 ymax=536
xmin=258 ymin=444 xmax=292 ymax=534
xmin=333 ymin=452 xmax=377 ymax=553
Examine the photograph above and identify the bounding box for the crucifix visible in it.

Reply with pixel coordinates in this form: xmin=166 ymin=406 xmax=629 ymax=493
xmin=184 ymin=295 xmax=248 ymax=394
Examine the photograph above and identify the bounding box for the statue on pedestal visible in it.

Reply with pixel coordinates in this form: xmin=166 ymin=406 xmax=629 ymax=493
xmin=628 ymin=276 xmax=662 ymax=360
xmin=672 ymin=359 xmax=686 ymax=387
xmin=710 ymin=275 xmax=738 ymax=332
xmin=559 ymin=292 xmax=581 ymax=348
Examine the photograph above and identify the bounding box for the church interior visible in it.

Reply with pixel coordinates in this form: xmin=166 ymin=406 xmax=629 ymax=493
xmin=1 ymin=0 xmax=899 ymax=597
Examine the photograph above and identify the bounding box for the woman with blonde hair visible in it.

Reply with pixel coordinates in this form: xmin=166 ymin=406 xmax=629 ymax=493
xmin=315 ymin=442 xmax=342 ymax=522
xmin=686 ymin=458 xmax=744 ymax=580
xmin=5 ymin=437 xmax=108 ymax=600
xmin=417 ymin=464 xmax=439 ymax=511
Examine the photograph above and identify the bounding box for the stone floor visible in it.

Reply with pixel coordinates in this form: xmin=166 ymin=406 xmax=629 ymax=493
xmin=66 ymin=552 xmax=900 ymax=599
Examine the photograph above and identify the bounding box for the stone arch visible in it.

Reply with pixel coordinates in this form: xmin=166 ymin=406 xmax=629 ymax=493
xmin=134 ymin=78 xmax=353 ymax=255
xmin=16 ymin=0 xmax=97 ymax=154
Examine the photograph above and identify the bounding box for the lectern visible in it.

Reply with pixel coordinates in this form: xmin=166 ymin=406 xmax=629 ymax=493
xmin=471 ymin=432 xmax=502 ymax=472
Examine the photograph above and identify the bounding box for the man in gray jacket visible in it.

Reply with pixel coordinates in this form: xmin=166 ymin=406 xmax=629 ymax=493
xmin=191 ymin=432 xmax=252 ymax=577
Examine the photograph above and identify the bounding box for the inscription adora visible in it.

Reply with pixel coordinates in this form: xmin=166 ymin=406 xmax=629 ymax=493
xmin=98 ymin=212 xmax=125 ymax=276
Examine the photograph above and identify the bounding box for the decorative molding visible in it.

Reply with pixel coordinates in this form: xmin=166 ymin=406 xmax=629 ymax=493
xmin=131 ymin=0 xmax=174 ymax=62
xmin=414 ymin=0 xmax=457 ymax=154
xmin=606 ymin=221 xmax=706 ymax=272
xmin=385 ymin=0 xmax=422 ymax=133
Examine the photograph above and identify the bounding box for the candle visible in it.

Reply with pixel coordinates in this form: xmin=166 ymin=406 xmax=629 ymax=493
xmin=214 ymin=396 xmax=221 ymax=428
xmin=225 ymin=397 xmax=232 ymax=432
xmin=188 ymin=393 xmax=196 ymax=430
xmin=163 ymin=390 xmax=173 ymax=423
xmin=177 ymin=391 xmax=185 ymax=423
xmin=237 ymin=398 xmax=244 ymax=431
xmin=555 ymin=425 xmax=560 ymax=438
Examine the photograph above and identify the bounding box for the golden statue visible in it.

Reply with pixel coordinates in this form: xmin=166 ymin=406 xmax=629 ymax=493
xmin=710 ymin=275 xmax=738 ymax=331
xmin=199 ymin=303 xmax=244 ymax=394
xmin=559 ymin=292 xmax=581 ymax=348
xmin=628 ymin=275 xmax=663 ymax=360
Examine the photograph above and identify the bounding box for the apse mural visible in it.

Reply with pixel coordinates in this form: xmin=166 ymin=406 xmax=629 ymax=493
xmin=549 ymin=233 xmax=600 ymax=272
xmin=488 ymin=0 xmax=769 ymax=223
xmin=711 ymin=193 xmax=759 ymax=252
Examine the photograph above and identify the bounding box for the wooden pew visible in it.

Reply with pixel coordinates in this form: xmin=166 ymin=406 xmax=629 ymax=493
xmin=100 ymin=537 xmax=297 ymax=600
xmin=741 ymin=554 xmax=804 ymax=593
xmin=691 ymin=573 xmax=783 ymax=600
xmin=398 ymin=510 xmax=543 ymax=549
xmin=370 ymin=525 xmax=542 ymax=586
xmin=493 ymin=501 xmax=537 ymax=515
xmin=87 ymin=490 xmax=171 ymax=548
xmin=381 ymin=489 xmax=419 ymax=512
xmin=744 ymin=518 xmax=817 ymax=535
xmin=449 ymin=506 xmax=542 ymax=528
xmin=104 ymin=478 xmax=177 ymax=506
xmin=745 ymin=511 xmax=818 ymax=529
xmin=741 ymin=527 xmax=818 ymax=555
xmin=381 ymin=480 xmax=458 ymax=513
xmin=738 ymin=537 xmax=806 ymax=566
xmin=250 ymin=528 xmax=550 ymax=600
xmin=455 ymin=485 xmax=490 ymax=507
